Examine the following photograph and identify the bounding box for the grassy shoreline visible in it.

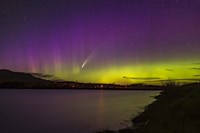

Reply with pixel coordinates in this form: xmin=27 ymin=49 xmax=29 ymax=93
xmin=98 ymin=83 xmax=200 ymax=133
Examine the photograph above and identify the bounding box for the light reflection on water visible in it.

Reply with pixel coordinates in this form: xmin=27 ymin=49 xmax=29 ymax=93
xmin=0 ymin=89 xmax=160 ymax=133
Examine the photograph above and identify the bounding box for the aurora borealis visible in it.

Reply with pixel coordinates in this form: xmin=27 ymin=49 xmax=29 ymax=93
xmin=0 ymin=0 xmax=200 ymax=84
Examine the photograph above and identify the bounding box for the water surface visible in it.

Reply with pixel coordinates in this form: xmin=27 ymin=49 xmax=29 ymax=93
xmin=0 ymin=89 xmax=160 ymax=133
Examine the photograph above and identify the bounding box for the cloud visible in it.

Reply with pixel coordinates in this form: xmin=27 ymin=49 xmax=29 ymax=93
xmin=144 ymin=78 xmax=200 ymax=83
xmin=123 ymin=76 xmax=161 ymax=80
xmin=193 ymin=75 xmax=200 ymax=77
xmin=31 ymin=73 xmax=54 ymax=79
xmin=160 ymin=78 xmax=200 ymax=81
xmin=190 ymin=68 xmax=200 ymax=71
xmin=31 ymin=73 xmax=66 ymax=81
xmin=192 ymin=63 xmax=200 ymax=65
xmin=165 ymin=69 xmax=174 ymax=72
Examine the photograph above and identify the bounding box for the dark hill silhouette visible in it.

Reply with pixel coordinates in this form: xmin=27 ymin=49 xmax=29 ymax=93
xmin=0 ymin=69 xmax=49 ymax=83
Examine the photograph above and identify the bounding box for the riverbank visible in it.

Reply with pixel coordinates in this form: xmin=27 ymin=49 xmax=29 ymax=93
xmin=98 ymin=83 xmax=200 ymax=133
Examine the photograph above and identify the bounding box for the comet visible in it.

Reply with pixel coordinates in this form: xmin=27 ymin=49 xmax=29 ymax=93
xmin=81 ymin=50 xmax=96 ymax=69
xmin=81 ymin=59 xmax=88 ymax=68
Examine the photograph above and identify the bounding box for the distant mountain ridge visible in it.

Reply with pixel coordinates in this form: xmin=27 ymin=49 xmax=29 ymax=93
xmin=0 ymin=69 xmax=49 ymax=83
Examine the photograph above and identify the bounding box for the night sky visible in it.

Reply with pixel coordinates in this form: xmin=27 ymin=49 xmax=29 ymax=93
xmin=0 ymin=0 xmax=200 ymax=84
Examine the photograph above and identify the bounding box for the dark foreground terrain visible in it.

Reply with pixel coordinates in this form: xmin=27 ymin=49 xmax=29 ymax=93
xmin=98 ymin=83 xmax=200 ymax=133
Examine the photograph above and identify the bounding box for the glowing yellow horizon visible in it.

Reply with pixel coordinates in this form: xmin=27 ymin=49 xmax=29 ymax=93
xmin=38 ymin=59 xmax=200 ymax=85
